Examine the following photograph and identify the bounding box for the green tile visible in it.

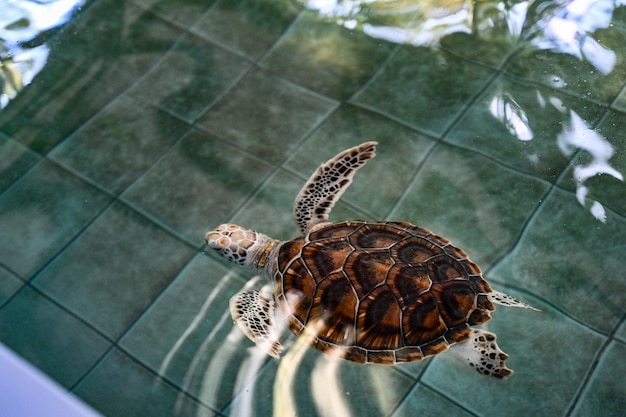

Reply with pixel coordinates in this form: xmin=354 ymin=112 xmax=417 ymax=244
xmin=0 ymin=286 xmax=111 ymax=388
xmin=612 ymin=86 xmax=626 ymax=111
xmin=128 ymin=33 xmax=252 ymax=122
xmin=198 ymin=68 xmax=337 ymax=165
xmin=614 ymin=5 xmax=626 ymax=29
xmin=230 ymin=169 xmax=303 ymax=240
xmin=391 ymin=143 xmax=550 ymax=268
xmin=49 ymin=0 xmax=183 ymax=94
xmin=74 ymin=348 xmax=218 ymax=417
xmin=131 ymin=0 xmax=218 ymax=26
xmin=49 ymin=95 xmax=189 ymax=194
xmin=505 ymin=23 xmax=626 ymax=105
xmin=192 ymin=0 xmax=300 ymax=60
xmin=33 ymin=202 xmax=195 ymax=339
xmin=0 ymin=160 xmax=111 ymax=278
xmin=229 ymin=166 xmax=373 ymax=243
xmin=235 ymin=147 xmax=401 ymax=246
xmin=122 ymin=128 xmax=274 ymax=244
xmin=121 ymin=254 xmax=255 ymax=410
xmin=440 ymin=30 xmax=513 ymax=69
xmin=0 ymin=266 xmax=24 ymax=306
xmin=616 ymin=320 xmax=626 ymax=344
xmin=391 ymin=383 xmax=474 ymax=417
xmin=226 ymin=346 xmax=415 ymax=417
xmin=0 ymin=134 xmax=39 ymax=192
xmin=284 ymin=105 xmax=437 ymax=219
xmin=571 ymin=341 xmax=626 ymax=417
xmin=490 ymin=187 xmax=626 ymax=333
xmin=0 ymin=57 xmax=118 ymax=153
xmin=556 ymin=109 xmax=626 ymax=217
xmin=422 ymin=289 xmax=605 ymax=417
xmin=261 ymin=12 xmax=395 ymax=100
xmin=446 ymin=74 xmax=606 ymax=183
xmin=352 ymin=46 xmax=496 ymax=136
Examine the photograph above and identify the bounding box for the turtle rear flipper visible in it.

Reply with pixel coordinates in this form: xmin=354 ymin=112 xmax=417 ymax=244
xmin=449 ymin=329 xmax=513 ymax=378
xmin=230 ymin=289 xmax=283 ymax=358
xmin=293 ymin=141 xmax=377 ymax=234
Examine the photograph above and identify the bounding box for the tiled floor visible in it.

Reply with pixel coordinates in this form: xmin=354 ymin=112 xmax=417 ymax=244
xmin=1 ymin=0 xmax=625 ymax=416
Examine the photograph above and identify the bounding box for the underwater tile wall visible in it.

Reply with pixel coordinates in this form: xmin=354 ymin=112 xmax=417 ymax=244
xmin=0 ymin=0 xmax=625 ymax=416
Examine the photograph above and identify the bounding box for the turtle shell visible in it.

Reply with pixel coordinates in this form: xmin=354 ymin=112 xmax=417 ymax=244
xmin=274 ymin=221 xmax=495 ymax=364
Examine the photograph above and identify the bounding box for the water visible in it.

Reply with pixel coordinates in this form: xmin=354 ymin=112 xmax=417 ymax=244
xmin=0 ymin=0 xmax=625 ymax=416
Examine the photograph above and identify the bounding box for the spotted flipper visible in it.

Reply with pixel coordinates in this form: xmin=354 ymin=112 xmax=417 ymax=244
xmin=229 ymin=289 xmax=283 ymax=358
xmin=488 ymin=290 xmax=540 ymax=311
xmin=294 ymin=141 xmax=377 ymax=234
xmin=450 ymin=329 xmax=513 ymax=378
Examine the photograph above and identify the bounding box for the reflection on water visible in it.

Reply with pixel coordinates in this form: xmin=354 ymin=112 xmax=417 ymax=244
xmin=2 ymin=0 xmax=623 ymax=221
xmin=302 ymin=0 xmax=473 ymax=45
xmin=489 ymin=92 xmax=533 ymax=141
xmin=490 ymin=85 xmax=622 ymax=222
xmin=0 ymin=0 xmax=84 ymax=108
xmin=301 ymin=0 xmax=624 ymax=221
xmin=525 ymin=0 xmax=617 ymax=74
xmin=557 ymin=110 xmax=623 ymax=222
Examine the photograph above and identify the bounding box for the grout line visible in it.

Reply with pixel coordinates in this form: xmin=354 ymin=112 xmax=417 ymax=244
xmin=69 ymin=344 xmax=114 ymax=391
xmin=256 ymin=13 xmax=401 ymax=105
xmin=420 ymin=381 xmax=482 ymax=417
xmin=255 ymin=10 xmax=305 ymax=65
xmin=38 ymin=4 xmax=192 ymax=159
xmin=609 ymin=82 xmax=626 ymax=112
xmin=0 ymin=263 xmax=25 ymax=296
xmin=1 ymin=282 xmax=121 ymax=394
xmin=330 ymin=100 xmax=445 ymax=144
xmin=384 ymin=140 xmax=441 ymax=220
xmin=347 ymin=44 xmax=401 ymax=103
xmin=384 ymin=378 xmax=419 ymax=417
xmin=128 ymin=0 xmax=220 ymax=31
xmin=1 ymin=154 xmax=203 ymax=307
xmin=110 ymin=251 xmax=200 ymax=345
xmin=484 ymin=180 xmax=555 ymax=276
xmin=185 ymin=62 xmax=255 ymax=124
xmin=564 ymin=311 xmax=626 ymax=416
xmin=70 ymin=342 xmax=224 ymax=416
xmin=46 ymin=149 xmax=201 ymax=251
xmin=440 ymin=69 xmax=503 ymax=139
xmin=384 ymin=364 xmax=436 ymax=417
xmin=21 ymin=165 xmax=118 ymax=283
xmin=0 ymin=148 xmax=42 ymax=203
xmin=226 ymin=102 xmax=341 ymax=225
xmin=193 ymin=60 xmax=340 ymax=134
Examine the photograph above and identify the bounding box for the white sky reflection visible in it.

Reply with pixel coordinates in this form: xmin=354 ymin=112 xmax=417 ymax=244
xmin=0 ymin=0 xmax=84 ymax=107
xmin=557 ymin=110 xmax=623 ymax=222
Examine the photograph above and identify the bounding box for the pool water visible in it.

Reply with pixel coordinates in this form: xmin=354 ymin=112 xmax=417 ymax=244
xmin=0 ymin=0 xmax=625 ymax=416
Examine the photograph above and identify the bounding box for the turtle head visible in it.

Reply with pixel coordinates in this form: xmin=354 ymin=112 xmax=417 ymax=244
xmin=206 ymin=224 xmax=279 ymax=272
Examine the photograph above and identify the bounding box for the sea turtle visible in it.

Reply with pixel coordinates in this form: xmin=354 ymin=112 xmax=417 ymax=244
xmin=206 ymin=142 xmax=537 ymax=378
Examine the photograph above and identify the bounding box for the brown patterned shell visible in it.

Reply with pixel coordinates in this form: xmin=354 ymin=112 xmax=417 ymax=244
xmin=274 ymin=221 xmax=496 ymax=364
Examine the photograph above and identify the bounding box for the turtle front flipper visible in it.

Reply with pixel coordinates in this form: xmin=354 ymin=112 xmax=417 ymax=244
xmin=230 ymin=289 xmax=283 ymax=358
xmin=449 ymin=329 xmax=513 ymax=378
xmin=488 ymin=290 xmax=540 ymax=311
xmin=294 ymin=141 xmax=377 ymax=234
